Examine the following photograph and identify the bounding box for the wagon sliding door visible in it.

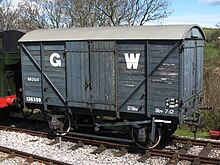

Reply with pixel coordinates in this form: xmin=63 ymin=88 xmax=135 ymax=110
xmin=147 ymin=40 xmax=180 ymax=117
xmin=90 ymin=41 xmax=116 ymax=110
xmin=117 ymin=41 xmax=146 ymax=115
xmin=66 ymin=41 xmax=90 ymax=108
xmin=66 ymin=41 xmax=116 ymax=111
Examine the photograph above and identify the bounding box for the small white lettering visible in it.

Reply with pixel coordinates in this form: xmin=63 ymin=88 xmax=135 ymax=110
xmin=123 ymin=84 xmax=135 ymax=87
xmin=27 ymin=77 xmax=39 ymax=82
xmin=26 ymin=97 xmax=42 ymax=103
xmin=169 ymin=109 xmax=174 ymax=114
xmin=155 ymin=108 xmax=174 ymax=115
xmin=127 ymin=106 xmax=139 ymax=111
xmin=155 ymin=108 xmax=163 ymax=113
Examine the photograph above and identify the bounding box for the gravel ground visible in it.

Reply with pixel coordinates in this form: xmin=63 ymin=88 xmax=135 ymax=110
xmin=0 ymin=130 xmax=219 ymax=165
xmin=0 ymin=130 xmax=170 ymax=165
xmin=209 ymin=148 xmax=220 ymax=158
xmin=163 ymin=139 xmax=220 ymax=165
xmin=187 ymin=145 xmax=204 ymax=155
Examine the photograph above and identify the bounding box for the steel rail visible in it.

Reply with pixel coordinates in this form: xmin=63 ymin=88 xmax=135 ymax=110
xmin=150 ymin=149 xmax=220 ymax=164
xmin=0 ymin=145 xmax=71 ymax=165
xmin=171 ymin=136 xmax=220 ymax=148
xmin=0 ymin=125 xmax=48 ymax=137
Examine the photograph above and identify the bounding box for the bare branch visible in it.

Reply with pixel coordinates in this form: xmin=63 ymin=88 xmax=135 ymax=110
xmin=0 ymin=1 xmax=20 ymax=30
xmin=1 ymin=0 xmax=173 ymax=31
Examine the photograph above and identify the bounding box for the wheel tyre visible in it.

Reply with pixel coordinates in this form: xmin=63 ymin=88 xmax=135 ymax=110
xmin=131 ymin=126 xmax=161 ymax=149
xmin=48 ymin=112 xmax=71 ymax=136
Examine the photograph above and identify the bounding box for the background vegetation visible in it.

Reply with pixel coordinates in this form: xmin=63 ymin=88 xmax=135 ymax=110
xmin=0 ymin=0 xmax=173 ymax=31
xmin=202 ymin=27 xmax=220 ymax=132
xmin=175 ymin=27 xmax=220 ymax=138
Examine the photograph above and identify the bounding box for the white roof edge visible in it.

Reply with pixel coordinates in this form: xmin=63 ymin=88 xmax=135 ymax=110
xmin=19 ymin=25 xmax=205 ymax=42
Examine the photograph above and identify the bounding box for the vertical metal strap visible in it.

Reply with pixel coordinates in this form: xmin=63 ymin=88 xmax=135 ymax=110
xmin=150 ymin=117 xmax=156 ymax=142
xmin=88 ymin=41 xmax=93 ymax=111
xmin=40 ymin=42 xmax=46 ymax=110
xmin=193 ymin=40 xmax=198 ymax=95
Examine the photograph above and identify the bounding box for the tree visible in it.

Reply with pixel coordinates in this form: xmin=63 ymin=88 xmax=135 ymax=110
xmin=96 ymin=0 xmax=172 ymax=26
xmin=2 ymin=0 xmax=172 ymax=31
xmin=0 ymin=1 xmax=20 ymax=30
xmin=18 ymin=0 xmax=68 ymax=31
xmin=63 ymin=0 xmax=109 ymax=27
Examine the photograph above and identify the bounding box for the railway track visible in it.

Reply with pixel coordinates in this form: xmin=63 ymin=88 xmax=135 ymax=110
xmin=0 ymin=145 xmax=70 ymax=165
xmin=0 ymin=125 xmax=219 ymax=164
xmin=170 ymin=135 xmax=220 ymax=157
xmin=172 ymin=136 xmax=220 ymax=148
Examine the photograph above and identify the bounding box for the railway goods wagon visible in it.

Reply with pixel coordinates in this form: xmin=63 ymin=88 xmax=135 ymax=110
xmin=0 ymin=31 xmax=24 ymax=110
xmin=19 ymin=25 xmax=206 ymax=148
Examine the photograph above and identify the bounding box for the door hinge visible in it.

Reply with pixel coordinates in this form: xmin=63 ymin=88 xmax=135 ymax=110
xmin=85 ymin=80 xmax=93 ymax=90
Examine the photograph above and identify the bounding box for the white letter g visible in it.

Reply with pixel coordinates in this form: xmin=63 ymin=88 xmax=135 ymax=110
xmin=50 ymin=53 xmax=61 ymax=67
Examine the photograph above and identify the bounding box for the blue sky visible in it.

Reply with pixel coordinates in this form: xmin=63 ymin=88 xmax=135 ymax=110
xmin=162 ymin=0 xmax=220 ymax=28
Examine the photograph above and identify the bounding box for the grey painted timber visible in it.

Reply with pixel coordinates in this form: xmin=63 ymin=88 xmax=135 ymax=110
xmin=20 ymin=25 xmax=205 ymax=124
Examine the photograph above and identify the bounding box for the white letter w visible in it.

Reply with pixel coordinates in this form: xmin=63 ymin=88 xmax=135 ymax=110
xmin=124 ymin=53 xmax=140 ymax=69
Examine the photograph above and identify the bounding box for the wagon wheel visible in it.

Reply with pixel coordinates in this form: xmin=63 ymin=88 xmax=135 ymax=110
xmin=47 ymin=112 xmax=71 ymax=136
xmin=131 ymin=126 xmax=161 ymax=149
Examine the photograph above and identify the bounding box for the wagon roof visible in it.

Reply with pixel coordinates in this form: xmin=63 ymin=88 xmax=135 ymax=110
xmin=19 ymin=25 xmax=205 ymax=42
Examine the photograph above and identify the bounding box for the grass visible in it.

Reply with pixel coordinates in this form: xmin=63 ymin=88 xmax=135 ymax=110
xmin=205 ymin=43 xmax=220 ymax=58
xmin=174 ymin=125 xmax=210 ymax=139
xmin=204 ymin=41 xmax=220 ymax=67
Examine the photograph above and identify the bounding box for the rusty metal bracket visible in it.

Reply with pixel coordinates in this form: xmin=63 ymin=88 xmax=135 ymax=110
xmin=166 ymin=154 xmax=179 ymax=165
xmin=91 ymin=144 xmax=106 ymax=154
xmin=70 ymin=141 xmax=84 ymax=151
xmin=138 ymin=150 xmax=151 ymax=163
xmin=198 ymin=143 xmax=212 ymax=157
xmin=191 ymin=157 xmax=201 ymax=165
xmin=179 ymin=140 xmax=192 ymax=153
xmin=113 ymin=147 xmax=128 ymax=157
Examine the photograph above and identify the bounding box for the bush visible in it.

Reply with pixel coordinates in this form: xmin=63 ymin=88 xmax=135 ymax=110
xmin=205 ymin=28 xmax=220 ymax=45
xmin=202 ymin=32 xmax=220 ymax=131
xmin=203 ymin=108 xmax=220 ymax=131
xmin=202 ymin=65 xmax=220 ymax=131
xmin=212 ymin=39 xmax=220 ymax=48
